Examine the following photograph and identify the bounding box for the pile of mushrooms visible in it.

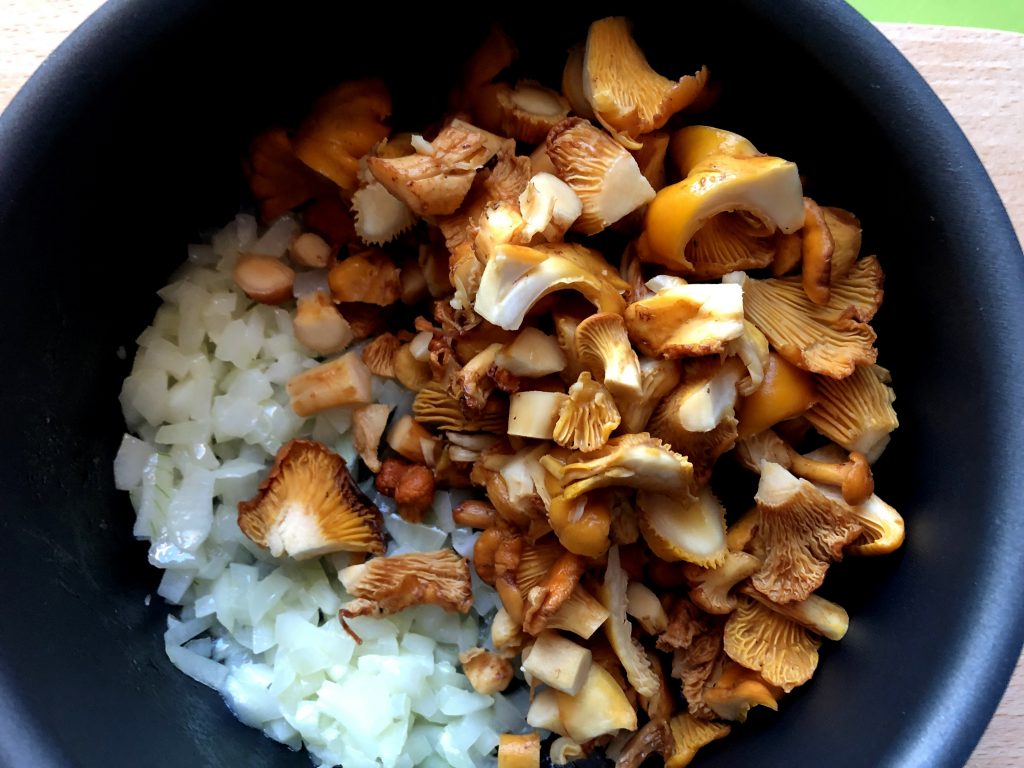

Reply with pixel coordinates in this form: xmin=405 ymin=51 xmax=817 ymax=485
xmin=234 ymin=16 xmax=903 ymax=768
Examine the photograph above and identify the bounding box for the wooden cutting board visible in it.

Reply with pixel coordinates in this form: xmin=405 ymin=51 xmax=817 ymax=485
xmin=1 ymin=2 xmax=1022 ymax=765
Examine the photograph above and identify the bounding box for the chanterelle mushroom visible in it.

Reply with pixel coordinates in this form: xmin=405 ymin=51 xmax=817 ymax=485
xmin=575 ymin=312 xmax=643 ymax=401
xmin=546 ymin=117 xmax=656 ymax=235
xmin=338 ymin=549 xmax=472 ymax=619
xmin=805 ymin=364 xmax=898 ymax=462
xmin=237 ymin=439 xmax=385 ymax=559
xmin=599 ymin=546 xmax=661 ymax=698
xmin=741 ymin=256 xmax=884 ymax=378
xmin=640 ymin=126 xmax=804 ymax=271
xmin=553 ymin=372 xmax=621 ymax=452
xmin=366 ymin=119 xmax=504 ymax=216
xmin=664 ymin=713 xmax=730 ymax=768
xmin=244 ymin=128 xmax=335 ymax=222
xmin=636 ymin=487 xmax=728 ymax=568
xmin=723 ymin=596 xmax=820 ymax=692
xmin=624 ymin=277 xmax=744 ymax=358
xmin=583 ymin=17 xmax=708 ymax=148
xmin=749 ymin=462 xmax=864 ymax=603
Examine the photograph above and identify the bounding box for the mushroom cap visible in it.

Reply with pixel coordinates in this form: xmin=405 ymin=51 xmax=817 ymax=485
xmin=624 ymin=281 xmax=744 ymax=358
xmin=685 ymin=550 xmax=763 ymax=614
xmin=723 ymin=596 xmax=820 ymax=692
xmin=637 ymin=487 xmax=728 ymax=567
xmin=496 ymin=80 xmax=572 ymax=145
xmin=683 ymin=211 xmax=778 ymax=279
xmin=704 ymin=660 xmax=781 ymax=722
xmin=339 ymin=549 xmax=473 ymax=617
xmin=351 ymin=179 xmax=415 ymax=246
xmin=553 ymin=372 xmax=620 ymax=453
xmin=237 ymin=439 xmax=385 ymax=559
xmin=475 ymin=243 xmax=627 ymax=331
xmin=546 ymin=117 xmax=656 ymax=235
xmin=805 ymin=363 xmax=898 ymax=461
xmin=750 ymin=462 xmax=864 ymax=603
xmin=665 ymin=713 xmax=730 ymax=768
xmin=583 ymin=17 xmax=708 ymax=147
xmin=743 ymin=256 xmax=885 ymax=379
xmin=618 ymin=356 xmax=684 ymax=434
xmin=575 ymin=311 xmax=643 ymax=398
xmin=412 ymin=381 xmax=509 ymax=433
xmin=669 ymin=125 xmax=759 ymax=176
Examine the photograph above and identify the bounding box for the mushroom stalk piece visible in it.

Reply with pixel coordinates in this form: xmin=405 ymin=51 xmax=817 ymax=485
xmin=640 ymin=126 xmax=804 ymax=270
xmin=475 ymin=243 xmax=628 ymax=330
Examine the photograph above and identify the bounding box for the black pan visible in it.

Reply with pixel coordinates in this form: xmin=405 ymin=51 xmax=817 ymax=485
xmin=0 ymin=1 xmax=1022 ymax=766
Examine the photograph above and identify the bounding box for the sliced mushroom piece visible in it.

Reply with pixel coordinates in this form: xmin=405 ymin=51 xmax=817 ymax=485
xmin=749 ymin=462 xmax=864 ymax=603
xmin=664 ymin=713 xmax=730 ymax=768
xmin=495 ymin=80 xmax=572 ymax=144
xmin=233 ymin=254 xmax=295 ymax=305
xmin=552 ymin=372 xmax=620 ymax=453
xmin=453 ymin=342 xmax=503 ymax=415
xmin=824 ymin=206 xmax=862 ymax=281
xmin=703 ymin=660 xmax=781 ymax=722
xmin=575 ymin=312 xmax=643 ymax=401
xmin=339 ymin=549 xmax=472 ymax=619
xmin=350 ymin=179 xmax=416 ymax=246
xmin=328 ymin=249 xmax=402 ymax=306
xmin=507 ymin=391 xmax=568 ymax=440
xmin=801 ymin=197 xmax=835 ymax=305
xmin=624 ymin=279 xmax=744 ymax=358
xmin=561 ymin=44 xmax=596 ymax=121
xmin=287 ymin=351 xmax=373 ymax=416
xmin=546 ymin=117 xmax=656 ymax=235
xmin=651 ymin=357 xmax=744 ymax=435
xmin=497 ymin=732 xmax=541 ymax=768
xmin=293 ymin=291 xmax=354 ymax=355
xmin=237 ymin=439 xmax=385 ymax=559
xmin=815 ymin=484 xmax=905 ymax=556
xmin=683 ymin=211 xmax=778 ymax=279
xmin=521 ymin=630 xmax=593 ymax=694
xmin=619 ymin=357 xmax=683 ymax=434
xmin=361 ymin=332 xmax=401 ymax=378
xmin=519 ymin=172 xmax=583 ymax=242
xmin=725 ymin=319 xmax=771 ymax=397
xmin=292 ymin=79 xmax=391 ymax=192
xmin=549 ymin=737 xmax=584 ymax=766
xmin=598 ymin=546 xmax=661 ymax=698
xmin=475 ymin=242 xmax=628 ymax=330
xmin=641 ymin=126 xmax=803 ymax=271
xmin=625 ymin=581 xmax=669 ymax=635
xmin=636 ymin=487 xmax=728 ymax=568
xmin=633 ymin=131 xmax=671 ymax=192
xmin=740 ymin=585 xmax=849 ymax=641
xmin=583 ymin=17 xmax=707 ymax=148
xmin=386 ymin=414 xmax=440 ymax=466
xmin=684 ymin=551 xmax=762 ymax=614
xmin=805 ymin=363 xmax=898 ymax=462
xmin=459 ymin=647 xmax=514 ymax=694
xmin=555 ymin=663 xmax=638 ymax=743
xmin=496 ymin=326 xmax=568 ymax=377
xmin=522 ymin=551 xmax=587 ymax=635
xmin=412 ymin=381 xmax=509 ymax=433
xmin=289 ymin=231 xmax=333 ymax=269
xmin=742 ymin=256 xmax=885 ymax=379
xmin=352 ymin=403 xmax=392 ymax=473
xmin=723 ymin=596 xmax=820 ymax=692
xmin=616 ymin=718 xmax=672 ymax=768
xmin=394 ymin=344 xmax=432 ymax=391
xmin=542 ymin=433 xmax=696 ymax=505
xmin=736 ymin=352 xmax=818 ymax=440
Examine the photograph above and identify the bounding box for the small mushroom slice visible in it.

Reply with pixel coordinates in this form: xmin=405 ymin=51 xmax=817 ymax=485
xmin=805 ymin=364 xmax=898 ymax=462
xmin=495 ymin=80 xmax=572 ymax=144
xmin=725 ymin=320 xmax=770 ymax=397
xmin=293 ymin=291 xmax=354 ymax=355
xmin=546 ymin=117 xmax=656 ymax=235
xmin=723 ymin=596 xmax=820 ymax=692
xmin=338 ymin=549 xmax=472 ymax=619
xmin=287 ymin=351 xmax=373 ymax=417
xmin=497 ymin=732 xmax=541 ymax=768
xmin=636 ymin=487 xmax=728 ymax=568
xmin=598 ymin=546 xmax=660 ymax=698
xmin=641 ymin=126 xmax=804 ymax=271
xmin=664 ymin=713 xmax=730 ymax=768
xmin=459 ymin=647 xmax=514 ymax=694
xmin=742 ymin=256 xmax=885 ymax=379
xmin=328 ymin=249 xmax=402 ymax=306
xmin=350 ymin=179 xmax=416 ymax=246
xmin=496 ymin=327 xmax=568 ymax=377
xmin=626 ymin=581 xmax=669 ymax=635
xmin=508 ymin=391 xmax=568 ymax=440
xmin=475 ymin=242 xmax=628 ymax=330
xmin=237 ymin=439 xmax=385 ymax=559
xmin=233 ymin=255 xmax=295 ymax=305
xmin=684 ymin=211 xmax=778 ymax=280
xmin=361 ymin=332 xmax=401 ymax=378
xmin=352 ymin=403 xmax=392 ymax=473
xmin=624 ymin=278 xmax=744 ymax=358
xmin=816 ymin=484 xmax=905 ymax=557
xmin=684 ymin=551 xmax=762 ymax=614
xmin=824 ymin=207 xmax=862 ymax=281
xmin=740 ymin=585 xmax=849 ymax=641
xmin=521 ymin=630 xmax=592 ymax=694
xmin=519 ymin=172 xmax=583 ymax=242
xmin=583 ymin=17 xmax=708 ymax=148
xmin=555 ymin=663 xmax=637 ymax=743
xmin=652 ymin=357 xmax=743 ymax=435
xmin=616 ymin=718 xmax=672 ymax=768
xmin=619 ymin=357 xmax=683 ymax=434
xmin=553 ymin=372 xmax=620 ymax=452
xmin=735 ymin=352 xmax=818 ymax=439
xmin=550 ymin=737 xmax=584 ymax=766
xmin=750 ymin=462 xmax=864 ymax=604
xmin=367 ymin=119 xmax=503 ymax=216
xmin=522 ymin=551 xmax=587 ymax=635
xmin=541 ymin=433 xmax=696 ymax=505
xmin=244 ymin=128 xmax=336 ymax=222
xmin=576 ymin=312 xmax=643 ymax=401
xmin=292 ymin=79 xmax=391 ymax=192
xmin=413 ymin=381 xmax=509 ymax=433
xmin=703 ymin=660 xmax=782 ymax=722
xmin=800 ymin=197 xmax=835 ymax=305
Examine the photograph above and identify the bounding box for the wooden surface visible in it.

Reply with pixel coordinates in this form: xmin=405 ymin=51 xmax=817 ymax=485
xmin=1 ymin=2 xmax=1022 ymax=766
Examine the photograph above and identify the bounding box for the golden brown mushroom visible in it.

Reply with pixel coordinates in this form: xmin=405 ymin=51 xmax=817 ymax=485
xmin=459 ymin=648 xmax=514 ymax=694
xmin=497 ymin=732 xmax=541 ymax=768
xmin=361 ymin=332 xmax=401 ymax=378
xmin=800 ymin=197 xmax=835 ymax=305
xmin=684 ymin=551 xmax=762 ymax=614
xmin=287 ymin=351 xmax=373 ymax=416
xmin=616 ymin=718 xmax=672 ymax=768
xmin=598 ymin=546 xmax=661 ymax=698
xmin=237 ymin=439 xmax=385 ymax=559
xmin=328 ymin=249 xmax=402 ymax=306
xmin=352 ymin=403 xmax=392 ymax=473
xmin=412 ymin=381 xmax=509 ymax=433
xmin=723 ymin=596 xmax=820 ymax=692
xmin=243 ymin=129 xmax=337 ymax=223
xmin=636 ymin=487 xmax=728 ymax=568
xmin=703 ymin=660 xmax=782 ymax=722
xmin=805 ymin=364 xmax=898 ymax=462
xmin=575 ymin=312 xmax=643 ymax=401
xmin=494 ymin=81 xmax=572 ymax=144
xmin=293 ymin=291 xmax=354 ymax=355
xmin=664 ymin=713 xmax=730 ymax=768
xmin=338 ymin=549 xmax=472 ymax=620
xmin=553 ymin=372 xmax=620 ymax=453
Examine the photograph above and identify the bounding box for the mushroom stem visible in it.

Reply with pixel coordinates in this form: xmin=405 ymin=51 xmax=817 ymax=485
xmin=788 ymin=449 xmax=873 ymax=506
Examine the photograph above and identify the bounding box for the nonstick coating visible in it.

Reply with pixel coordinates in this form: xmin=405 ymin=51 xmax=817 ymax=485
xmin=0 ymin=1 xmax=1022 ymax=767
